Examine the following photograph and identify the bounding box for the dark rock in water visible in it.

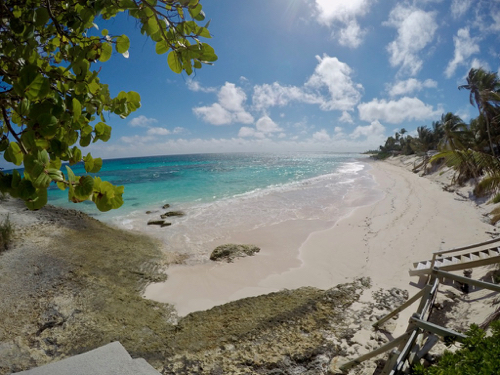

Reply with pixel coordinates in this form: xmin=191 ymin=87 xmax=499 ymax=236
xmin=147 ymin=220 xmax=165 ymax=226
xmin=161 ymin=211 xmax=185 ymax=219
xmin=210 ymin=244 xmax=260 ymax=262
xmin=162 ymin=204 xmax=170 ymax=209
xmin=146 ymin=210 xmax=158 ymax=215
xmin=161 ymin=222 xmax=172 ymax=227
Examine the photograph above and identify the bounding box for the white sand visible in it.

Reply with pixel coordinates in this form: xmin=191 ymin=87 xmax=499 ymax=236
xmin=145 ymin=158 xmax=495 ymax=332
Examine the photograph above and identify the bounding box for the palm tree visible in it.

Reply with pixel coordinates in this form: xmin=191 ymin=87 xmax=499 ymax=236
xmin=439 ymin=112 xmax=468 ymax=151
xmin=459 ymin=68 xmax=500 ymax=156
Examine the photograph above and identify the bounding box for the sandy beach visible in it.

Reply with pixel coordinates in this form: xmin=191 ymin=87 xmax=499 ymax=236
xmin=146 ymin=157 xmax=495 ymax=333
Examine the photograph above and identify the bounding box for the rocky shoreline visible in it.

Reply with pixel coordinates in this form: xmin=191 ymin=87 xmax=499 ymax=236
xmin=0 ymin=198 xmax=412 ymax=375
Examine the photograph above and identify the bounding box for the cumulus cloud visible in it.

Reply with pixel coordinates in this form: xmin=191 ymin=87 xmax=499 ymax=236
xmin=338 ymin=20 xmax=366 ymax=48
xmin=129 ymin=115 xmax=158 ymax=127
xmin=385 ymin=4 xmax=438 ymax=76
xmin=358 ymin=97 xmax=441 ymax=124
xmin=312 ymin=129 xmax=331 ymax=142
xmin=239 ymin=116 xmax=283 ymax=139
xmin=186 ymin=79 xmax=217 ymax=93
xmin=305 ymin=55 xmax=363 ymax=111
xmin=193 ymin=82 xmax=254 ymax=125
xmin=252 ymin=55 xmax=362 ymax=114
xmin=451 ymin=0 xmax=472 ymax=19
xmin=445 ymin=28 xmax=480 ymax=78
xmin=146 ymin=127 xmax=171 ymax=136
xmin=350 ymin=120 xmax=385 ymax=139
xmin=388 ymin=78 xmax=437 ymax=97
xmin=339 ymin=111 xmax=354 ymax=123
xmin=313 ymin=0 xmax=371 ymax=48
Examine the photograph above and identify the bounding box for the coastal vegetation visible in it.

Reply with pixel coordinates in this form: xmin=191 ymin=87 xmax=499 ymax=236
xmin=415 ymin=322 xmax=500 ymax=375
xmin=374 ymin=68 xmax=500 ymax=197
xmin=0 ymin=0 xmax=216 ymax=211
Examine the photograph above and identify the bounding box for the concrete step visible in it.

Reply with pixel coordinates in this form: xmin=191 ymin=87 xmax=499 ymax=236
xmin=12 ymin=342 xmax=161 ymax=375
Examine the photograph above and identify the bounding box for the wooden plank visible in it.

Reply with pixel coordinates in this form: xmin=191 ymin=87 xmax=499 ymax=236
xmin=433 ymin=237 xmax=500 ymax=256
xmin=339 ymin=331 xmax=413 ymax=371
xmin=373 ymin=287 xmax=428 ymax=328
xmin=432 ymin=269 xmax=500 ymax=293
xmin=409 ymin=317 xmax=467 ymax=342
xmin=380 ymin=350 xmax=400 ymax=375
xmin=410 ymin=254 xmax=500 ymax=276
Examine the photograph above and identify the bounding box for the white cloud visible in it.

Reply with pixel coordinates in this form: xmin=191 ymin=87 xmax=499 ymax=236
xmin=238 ymin=126 xmax=266 ymax=139
xmin=128 ymin=115 xmax=158 ymax=127
xmin=338 ymin=20 xmax=366 ymax=48
xmin=120 ymin=135 xmax=155 ymax=143
xmin=193 ymin=82 xmax=254 ymax=126
xmin=252 ymin=82 xmax=319 ymax=111
xmin=305 ymin=55 xmax=363 ymax=111
xmin=451 ymin=0 xmax=472 ymax=19
xmin=173 ymin=127 xmax=185 ymax=134
xmin=470 ymin=58 xmax=491 ymax=72
xmin=255 ymin=116 xmax=283 ymax=134
xmin=350 ymin=120 xmax=385 ymax=139
xmin=147 ymin=127 xmax=171 ymax=136
xmin=385 ymin=4 xmax=438 ymax=76
xmin=339 ymin=111 xmax=354 ymax=123
xmin=313 ymin=0 xmax=372 ymax=48
xmin=252 ymin=55 xmax=362 ymax=113
xmin=314 ymin=0 xmax=370 ymax=25
xmin=312 ymin=129 xmax=331 ymax=142
xmin=239 ymin=116 xmax=283 ymax=139
xmin=193 ymin=103 xmax=233 ymax=126
xmin=358 ymin=97 xmax=441 ymax=124
xmin=388 ymin=78 xmax=437 ymax=97
xmin=186 ymin=79 xmax=216 ymax=93
xmin=445 ymin=28 xmax=480 ymax=78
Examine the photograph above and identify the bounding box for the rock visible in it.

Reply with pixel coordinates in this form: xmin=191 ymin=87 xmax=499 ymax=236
xmin=161 ymin=211 xmax=185 ymax=218
xmin=210 ymin=244 xmax=260 ymax=262
xmin=162 ymin=204 xmax=170 ymax=209
xmin=161 ymin=222 xmax=172 ymax=227
xmin=147 ymin=220 xmax=165 ymax=226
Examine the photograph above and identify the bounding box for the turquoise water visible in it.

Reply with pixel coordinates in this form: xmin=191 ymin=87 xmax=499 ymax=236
xmin=47 ymin=152 xmax=382 ymax=261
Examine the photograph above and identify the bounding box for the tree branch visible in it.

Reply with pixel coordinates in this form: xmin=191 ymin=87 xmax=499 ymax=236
xmin=1 ymin=106 xmax=28 ymax=154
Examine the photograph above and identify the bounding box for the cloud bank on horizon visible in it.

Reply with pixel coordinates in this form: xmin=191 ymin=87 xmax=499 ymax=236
xmin=85 ymin=0 xmax=499 ymax=160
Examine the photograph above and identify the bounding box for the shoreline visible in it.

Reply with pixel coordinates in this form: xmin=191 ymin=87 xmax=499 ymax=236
xmin=2 ymin=155 xmax=499 ymax=374
xmin=145 ymin=157 xmax=495 ymax=328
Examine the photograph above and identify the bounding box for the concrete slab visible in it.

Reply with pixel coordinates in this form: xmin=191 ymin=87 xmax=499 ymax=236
xmin=12 ymin=342 xmax=160 ymax=375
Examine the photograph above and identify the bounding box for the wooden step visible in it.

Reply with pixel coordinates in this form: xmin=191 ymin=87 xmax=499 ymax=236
xmin=409 ymin=247 xmax=500 ymax=276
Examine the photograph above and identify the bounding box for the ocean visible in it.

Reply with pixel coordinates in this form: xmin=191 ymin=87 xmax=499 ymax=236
xmin=47 ymin=152 xmax=383 ymax=262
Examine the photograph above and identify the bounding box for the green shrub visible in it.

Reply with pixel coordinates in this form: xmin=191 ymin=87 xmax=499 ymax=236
xmin=0 ymin=214 xmax=13 ymax=251
xmin=492 ymin=193 xmax=500 ymax=204
xmin=414 ymin=321 xmax=500 ymax=375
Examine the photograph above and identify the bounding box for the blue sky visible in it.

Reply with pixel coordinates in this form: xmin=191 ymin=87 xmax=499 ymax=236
xmin=87 ymin=0 xmax=500 ymax=159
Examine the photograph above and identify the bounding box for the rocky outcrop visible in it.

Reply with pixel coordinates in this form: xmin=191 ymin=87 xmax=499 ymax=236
xmin=209 ymin=244 xmax=260 ymax=262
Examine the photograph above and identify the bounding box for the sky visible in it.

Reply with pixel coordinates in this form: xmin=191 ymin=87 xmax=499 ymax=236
xmin=85 ymin=0 xmax=500 ymax=159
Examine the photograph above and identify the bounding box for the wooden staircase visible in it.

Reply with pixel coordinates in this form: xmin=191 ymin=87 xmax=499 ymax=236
xmin=409 ymin=239 xmax=500 ymax=276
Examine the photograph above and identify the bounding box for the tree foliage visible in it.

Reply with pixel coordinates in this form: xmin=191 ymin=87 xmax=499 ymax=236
xmin=0 ymin=0 xmax=217 ymax=211
xmin=415 ymin=322 xmax=500 ymax=375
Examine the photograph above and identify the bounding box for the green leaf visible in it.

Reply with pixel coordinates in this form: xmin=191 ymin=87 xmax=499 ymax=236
xmin=74 ymin=175 xmax=94 ymax=200
xmin=34 ymin=7 xmax=50 ymax=27
xmin=66 ymin=165 xmax=77 ymax=183
xmin=25 ymin=188 xmax=47 ymax=210
xmin=83 ymin=153 xmax=103 ymax=173
xmin=37 ymin=113 xmax=58 ymax=138
xmin=101 ymin=29 xmax=109 ymax=36
xmin=94 ymin=122 xmax=112 ymax=142
xmin=155 ymin=40 xmax=169 ymax=55
xmin=167 ymin=51 xmax=182 ymax=73
xmin=188 ymin=3 xmax=202 ymax=18
xmin=4 ymin=142 xmax=23 ymax=166
xmin=115 ymin=35 xmax=130 ymax=54
xmin=99 ymin=42 xmax=112 ymax=62
xmin=92 ymin=177 xmax=124 ymax=212
xmin=72 ymin=98 xmax=82 ymax=119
